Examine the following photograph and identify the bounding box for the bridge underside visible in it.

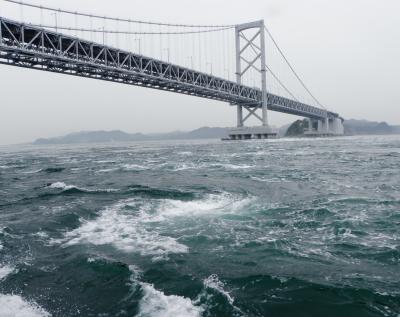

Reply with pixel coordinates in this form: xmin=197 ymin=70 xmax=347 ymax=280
xmin=0 ymin=17 xmax=340 ymax=122
xmin=0 ymin=46 xmax=254 ymax=105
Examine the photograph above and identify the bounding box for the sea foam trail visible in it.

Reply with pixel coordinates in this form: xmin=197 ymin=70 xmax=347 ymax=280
xmin=63 ymin=200 xmax=189 ymax=259
xmin=153 ymin=193 xmax=251 ymax=221
xmin=0 ymin=295 xmax=51 ymax=317
xmin=62 ymin=193 xmax=249 ymax=260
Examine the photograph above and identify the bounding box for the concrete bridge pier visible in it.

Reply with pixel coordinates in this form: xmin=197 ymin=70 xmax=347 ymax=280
xmin=317 ymin=120 xmax=323 ymax=133
xmin=324 ymin=117 xmax=329 ymax=133
xmin=305 ymin=117 xmax=344 ymax=137
xmin=307 ymin=118 xmax=313 ymax=132
xmin=237 ymin=105 xmax=243 ymax=127
xmin=331 ymin=118 xmax=345 ymax=135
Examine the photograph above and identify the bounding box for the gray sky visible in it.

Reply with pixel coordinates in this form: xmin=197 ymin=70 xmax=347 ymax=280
xmin=1 ymin=0 xmax=399 ymax=145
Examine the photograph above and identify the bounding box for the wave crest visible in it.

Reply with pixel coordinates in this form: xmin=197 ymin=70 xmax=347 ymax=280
xmin=138 ymin=283 xmax=202 ymax=317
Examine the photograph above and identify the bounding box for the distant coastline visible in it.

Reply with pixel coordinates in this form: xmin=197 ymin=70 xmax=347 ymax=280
xmin=32 ymin=119 xmax=400 ymax=145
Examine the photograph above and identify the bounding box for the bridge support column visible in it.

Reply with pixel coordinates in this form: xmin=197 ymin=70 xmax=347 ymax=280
xmin=331 ymin=118 xmax=345 ymax=135
xmin=317 ymin=120 xmax=323 ymax=133
xmin=262 ymin=105 xmax=268 ymax=126
xmin=237 ymin=105 xmax=243 ymax=127
xmin=307 ymin=118 xmax=313 ymax=132
xmin=260 ymin=24 xmax=269 ymax=127
xmin=227 ymin=20 xmax=277 ymax=140
xmin=304 ymin=117 xmax=344 ymax=137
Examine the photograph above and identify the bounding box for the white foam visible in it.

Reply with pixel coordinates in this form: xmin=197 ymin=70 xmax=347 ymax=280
xmin=94 ymin=160 xmax=117 ymax=164
xmin=49 ymin=182 xmax=76 ymax=191
xmin=22 ymin=169 xmax=42 ymax=174
xmin=251 ymin=176 xmax=287 ymax=183
xmin=97 ymin=168 xmax=118 ymax=173
xmin=33 ymin=231 xmax=49 ymax=239
xmin=137 ymin=283 xmax=202 ymax=317
xmin=172 ymin=162 xmax=253 ymax=171
xmin=0 ymin=295 xmax=50 ymax=317
xmin=62 ymin=193 xmax=250 ymax=259
xmin=203 ymin=274 xmax=234 ymax=305
xmin=173 ymin=163 xmax=196 ymax=171
xmin=63 ymin=200 xmax=188 ymax=259
xmin=48 ymin=182 xmax=117 ymax=193
xmin=217 ymin=163 xmax=253 ymax=170
xmin=122 ymin=164 xmax=149 ymax=171
xmin=0 ymin=265 xmax=14 ymax=280
xmin=0 ymin=228 xmax=3 ymax=251
xmin=153 ymin=193 xmax=250 ymax=221
xmin=177 ymin=151 xmax=193 ymax=156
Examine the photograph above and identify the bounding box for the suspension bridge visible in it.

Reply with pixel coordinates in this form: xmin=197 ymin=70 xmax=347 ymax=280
xmin=0 ymin=0 xmax=344 ymax=140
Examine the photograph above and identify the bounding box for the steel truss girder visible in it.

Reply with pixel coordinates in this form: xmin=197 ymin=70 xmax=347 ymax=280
xmin=0 ymin=16 xmax=339 ymax=120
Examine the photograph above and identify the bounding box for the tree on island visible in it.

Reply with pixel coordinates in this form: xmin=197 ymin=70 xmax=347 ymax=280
xmin=285 ymin=119 xmax=308 ymax=137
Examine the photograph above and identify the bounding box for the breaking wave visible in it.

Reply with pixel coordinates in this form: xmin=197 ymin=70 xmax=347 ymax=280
xmin=60 ymin=193 xmax=250 ymax=260
xmin=203 ymin=274 xmax=235 ymax=305
xmin=47 ymin=182 xmax=118 ymax=194
xmin=138 ymin=283 xmax=203 ymax=317
xmin=61 ymin=199 xmax=188 ymax=259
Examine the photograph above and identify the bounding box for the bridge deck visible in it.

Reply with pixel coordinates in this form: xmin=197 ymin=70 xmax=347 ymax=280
xmin=0 ymin=17 xmax=338 ymax=120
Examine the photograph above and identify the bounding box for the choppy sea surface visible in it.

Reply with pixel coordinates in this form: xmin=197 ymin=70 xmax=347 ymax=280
xmin=0 ymin=135 xmax=399 ymax=317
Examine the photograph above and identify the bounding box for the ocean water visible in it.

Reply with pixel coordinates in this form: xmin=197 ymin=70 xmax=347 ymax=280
xmin=0 ymin=135 xmax=399 ymax=317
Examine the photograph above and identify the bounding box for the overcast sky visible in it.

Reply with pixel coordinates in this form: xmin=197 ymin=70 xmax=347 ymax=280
xmin=0 ymin=0 xmax=399 ymax=145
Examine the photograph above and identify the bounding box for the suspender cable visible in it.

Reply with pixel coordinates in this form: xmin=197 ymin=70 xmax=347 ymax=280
xmin=264 ymin=26 xmax=327 ymax=110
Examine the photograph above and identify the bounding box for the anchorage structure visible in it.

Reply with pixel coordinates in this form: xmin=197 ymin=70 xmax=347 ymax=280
xmin=0 ymin=8 xmax=344 ymax=138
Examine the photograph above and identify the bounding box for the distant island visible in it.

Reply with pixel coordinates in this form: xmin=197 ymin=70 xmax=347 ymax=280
xmin=33 ymin=119 xmax=400 ymax=145
xmin=33 ymin=127 xmax=230 ymax=145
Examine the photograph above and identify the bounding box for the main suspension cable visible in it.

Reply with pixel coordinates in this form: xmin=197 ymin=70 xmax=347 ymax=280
xmin=24 ymin=23 xmax=232 ymax=35
xmin=3 ymin=0 xmax=235 ymax=28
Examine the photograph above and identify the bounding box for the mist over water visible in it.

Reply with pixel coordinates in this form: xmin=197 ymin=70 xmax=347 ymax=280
xmin=0 ymin=135 xmax=399 ymax=316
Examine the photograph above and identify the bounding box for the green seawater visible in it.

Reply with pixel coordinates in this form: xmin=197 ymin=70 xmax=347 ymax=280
xmin=0 ymin=135 xmax=399 ymax=316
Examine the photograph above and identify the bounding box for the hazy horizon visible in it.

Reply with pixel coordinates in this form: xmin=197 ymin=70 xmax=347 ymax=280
xmin=1 ymin=0 xmax=400 ymax=145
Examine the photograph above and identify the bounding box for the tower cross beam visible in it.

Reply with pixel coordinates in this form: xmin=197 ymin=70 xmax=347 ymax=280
xmin=239 ymin=31 xmax=261 ymax=54
xmin=240 ymin=53 xmax=262 ymax=76
xmin=242 ymin=106 xmax=263 ymax=123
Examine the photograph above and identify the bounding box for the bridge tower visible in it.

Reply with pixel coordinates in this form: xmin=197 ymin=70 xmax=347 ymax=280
xmin=228 ymin=20 xmax=278 ymax=140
